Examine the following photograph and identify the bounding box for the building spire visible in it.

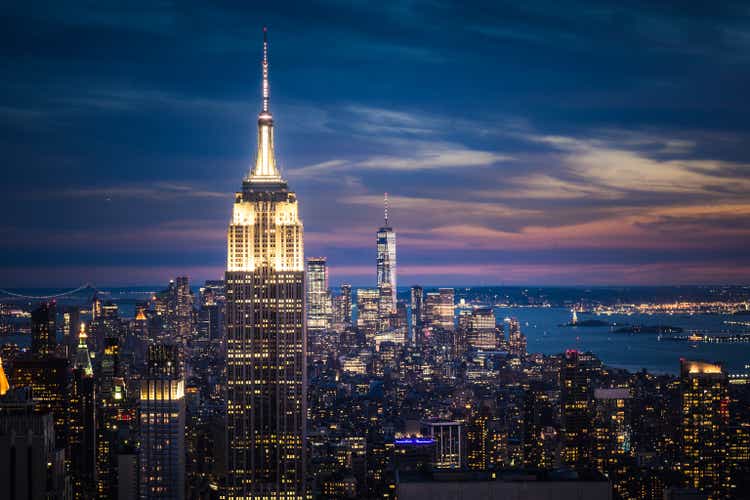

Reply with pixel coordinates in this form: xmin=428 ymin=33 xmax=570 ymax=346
xmin=262 ymin=26 xmax=269 ymax=113
xmin=249 ymin=26 xmax=282 ymax=183
xmin=384 ymin=192 xmax=389 ymax=226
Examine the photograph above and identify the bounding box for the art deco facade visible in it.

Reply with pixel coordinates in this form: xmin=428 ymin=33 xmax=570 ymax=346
xmin=225 ymin=28 xmax=306 ymax=498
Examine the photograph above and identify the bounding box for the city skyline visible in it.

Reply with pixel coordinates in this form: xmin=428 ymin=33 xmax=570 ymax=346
xmin=3 ymin=2 xmax=750 ymax=287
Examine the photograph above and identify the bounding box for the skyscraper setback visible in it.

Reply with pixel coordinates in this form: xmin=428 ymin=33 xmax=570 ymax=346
xmin=224 ymin=28 xmax=307 ymax=498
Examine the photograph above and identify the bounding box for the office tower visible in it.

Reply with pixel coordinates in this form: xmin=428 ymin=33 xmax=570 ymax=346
xmin=31 ymin=301 xmax=56 ymax=356
xmin=91 ymin=300 xmax=122 ymax=354
xmin=410 ymin=286 xmax=424 ymax=345
xmin=307 ymin=257 xmax=332 ymax=334
xmin=140 ymin=344 xmax=186 ymax=500
xmin=174 ymin=276 xmax=194 ymax=341
xmin=467 ymin=307 xmax=497 ymax=350
xmin=592 ymin=388 xmax=632 ymax=498
xmin=198 ymin=280 xmax=225 ymax=342
xmin=333 ymin=283 xmax=352 ymax=330
xmin=63 ymin=306 xmax=81 ymax=358
xmin=560 ymin=350 xmax=592 ymax=470
xmin=506 ymin=317 xmax=526 ymax=357
xmin=421 ymin=420 xmax=462 ymax=469
xmin=423 ymin=289 xmax=455 ymax=333
xmin=376 ymin=193 xmax=397 ymax=313
xmin=92 ymin=294 xmax=103 ymax=321
xmin=100 ymin=335 xmax=120 ymax=400
xmin=423 ymin=292 xmax=439 ymax=330
xmin=69 ymin=323 xmax=97 ymax=497
xmin=377 ymin=283 xmax=393 ymax=331
xmin=0 ymin=388 xmax=67 ymax=499
xmin=225 ymin=28 xmax=306 ymax=498
xmin=438 ymin=288 xmax=455 ymax=331
xmin=679 ymin=360 xmax=731 ymax=499
xmin=356 ymin=288 xmax=380 ymax=343
xmin=96 ymin=334 xmax=133 ymax=498
xmin=12 ymin=354 xmax=70 ymax=450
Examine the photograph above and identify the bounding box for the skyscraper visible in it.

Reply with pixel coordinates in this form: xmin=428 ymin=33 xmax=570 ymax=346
xmin=466 ymin=307 xmax=497 ymax=350
xmin=69 ymin=323 xmax=97 ymax=498
xmin=333 ymin=283 xmax=352 ymax=330
xmin=506 ymin=317 xmax=527 ymax=357
xmin=225 ymin=28 xmax=306 ymax=498
xmin=424 ymin=289 xmax=455 ymax=333
xmin=356 ymin=288 xmax=380 ymax=344
xmin=679 ymin=359 xmax=731 ymax=498
xmin=0 ymin=388 xmax=67 ymax=500
xmin=410 ymin=286 xmax=423 ymax=345
xmin=560 ymin=350 xmax=592 ymax=470
xmin=140 ymin=344 xmax=185 ymax=500
xmin=376 ymin=193 xmax=396 ymax=313
xmin=31 ymin=301 xmax=56 ymax=356
xmin=306 ymin=257 xmax=332 ymax=334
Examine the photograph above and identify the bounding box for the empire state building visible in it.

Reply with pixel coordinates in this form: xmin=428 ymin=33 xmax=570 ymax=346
xmin=225 ymin=28 xmax=306 ymax=498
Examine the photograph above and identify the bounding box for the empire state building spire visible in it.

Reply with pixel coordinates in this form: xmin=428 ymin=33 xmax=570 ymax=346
xmin=249 ymin=27 xmax=282 ymax=183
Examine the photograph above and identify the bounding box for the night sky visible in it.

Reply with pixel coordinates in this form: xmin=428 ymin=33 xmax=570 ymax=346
xmin=2 ymin=1 xmax=750 ymax=287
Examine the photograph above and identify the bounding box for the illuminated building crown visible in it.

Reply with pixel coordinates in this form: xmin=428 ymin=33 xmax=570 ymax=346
xmin=248 ymin=27 xmax=283 ymax=183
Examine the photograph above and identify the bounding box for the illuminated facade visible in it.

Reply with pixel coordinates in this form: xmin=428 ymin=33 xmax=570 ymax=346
xmin=376 ymin=193 xmax=397 ymax=313
xmin=560 ymin=350 xmax=592 ymax=469
xmin=592 ymin=388 xmax=632 ymax=499
xmin=506 ymin=317 xmax=526 ymax=357
xmin=356 ymin=288 xmax=380 ymax=343
xmin=467 ymin=307 xmax=497 ymax=350
xmin=410 ymin=286 xmax=424 ymax=345
xmin=332 ymin=283 xmax=352 ymax=330
xmin=424 ymin=289 xmax=455 ymax=332
xmin=306 ymin=257 xmax=331 ymax=334
xmin=140 ymin=344 xmax=185 ymax=500
xmin=69 ymin=323 xmax=96 ymax=497
xmin=225 ymin=28 xmax=307 ymax=498
xmin=679 ymin=359 xmax=731 ymax=499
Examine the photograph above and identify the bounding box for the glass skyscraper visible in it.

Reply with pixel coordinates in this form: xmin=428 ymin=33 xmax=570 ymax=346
xmin=376 ymin=193 xmax=397 ymax=313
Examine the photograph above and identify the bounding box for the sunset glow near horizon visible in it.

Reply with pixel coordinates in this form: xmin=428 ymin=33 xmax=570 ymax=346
xmin=2 ymin=2 xmax=750 ymax=287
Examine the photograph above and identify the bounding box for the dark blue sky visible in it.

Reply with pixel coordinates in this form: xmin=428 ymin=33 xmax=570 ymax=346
xmin=2 ymin=1 xmax=750 ymax=287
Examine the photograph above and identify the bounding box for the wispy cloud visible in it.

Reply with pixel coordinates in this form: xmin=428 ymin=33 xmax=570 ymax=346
xmin=56 ymin=182 xmax=228 ymax=201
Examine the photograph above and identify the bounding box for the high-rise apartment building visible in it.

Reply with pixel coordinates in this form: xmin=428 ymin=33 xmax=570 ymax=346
xmin=224 ymin=28 xmax=307 ymax=498
xmin=679 ymin=359 xmax=731 ymax=499
xmin=560 ymin=350 xmax=592 ymax=470
xmin=506 ymin=317 xmax=527 ymax=357
xmin=140 ymin=344 xmax=185 ymax=500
